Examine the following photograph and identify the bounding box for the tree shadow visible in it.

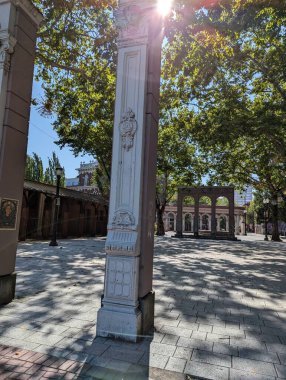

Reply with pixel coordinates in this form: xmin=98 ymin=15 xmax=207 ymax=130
xmin=0 ymin=236 xmax=285 ymax=379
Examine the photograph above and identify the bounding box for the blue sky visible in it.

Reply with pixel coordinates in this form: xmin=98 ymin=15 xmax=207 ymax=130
xmin=27 ymin=80 xmax=93 ymax=179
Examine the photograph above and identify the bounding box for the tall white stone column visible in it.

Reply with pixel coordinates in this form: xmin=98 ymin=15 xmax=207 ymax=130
xmin=96 ymin=0 xmax=163 ymax=341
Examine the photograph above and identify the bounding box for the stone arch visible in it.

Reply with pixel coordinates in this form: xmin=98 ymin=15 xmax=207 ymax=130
xmin=176 ymin=186 xmax=235 ymax=240
xmin=167 ymin=212 xmax=175 ymax=231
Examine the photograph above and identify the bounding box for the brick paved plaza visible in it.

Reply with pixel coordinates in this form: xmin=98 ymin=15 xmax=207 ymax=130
xmin=0 ymin=235 xmax=286 ymax=379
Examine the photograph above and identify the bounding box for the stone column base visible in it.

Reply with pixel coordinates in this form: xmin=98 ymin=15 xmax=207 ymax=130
xmin=96 ymin=304 xmax=142 ymax=342
xmin=0 ymin=272 xmax=16 ymax=306
xmin=139 ymin=291 xmax=155 ymax=335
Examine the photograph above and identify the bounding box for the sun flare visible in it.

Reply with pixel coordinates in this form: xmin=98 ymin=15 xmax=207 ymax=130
xmin=157 ymin=0 xmax=173 ymax=17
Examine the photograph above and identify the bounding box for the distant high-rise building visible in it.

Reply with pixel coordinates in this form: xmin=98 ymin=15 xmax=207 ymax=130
xmin=234 ymin=186 xmax=253 ymax=206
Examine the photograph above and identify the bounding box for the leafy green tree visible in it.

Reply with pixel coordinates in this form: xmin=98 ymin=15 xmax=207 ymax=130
xmin=155 ymin=119 xmax=206 ymax=235
xmin=32 ymin=0 xmax=117 ymax=180
xmin=25 ymin=153 xmax=44 ymax=182
xmin=31 ymin=0 xmax=286 ymax=242
xmin=161 ymin=0 xmax=286 ymax=240
xmin=44 ymin=152 xmax=65 ymax=186
xmin=91 ymin=165 xmax=110 ymax=198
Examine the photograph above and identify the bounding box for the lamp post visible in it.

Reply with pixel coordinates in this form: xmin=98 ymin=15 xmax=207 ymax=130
xmin=263 ymin=198 xmax=269 ymax=241
xmin=49 ymin=167 xmax=64 ymax=246
xmin=243 ymin=209 xmax=247 ymax=235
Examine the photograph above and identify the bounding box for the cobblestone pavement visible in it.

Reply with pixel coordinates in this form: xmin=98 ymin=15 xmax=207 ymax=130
xmin=0 ymin=234 xmax=286 ymax=379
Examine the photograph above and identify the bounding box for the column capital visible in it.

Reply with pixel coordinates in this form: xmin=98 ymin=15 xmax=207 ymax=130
xmin=0 ymin=0 xmax=43 ymax=26
xmin=15 ymin=0 xmax=43 ymax=26
xmin=115 ymin=0 xmax=161 ymax=46
xmin=0 ymin=33 xmax=16 ymax=72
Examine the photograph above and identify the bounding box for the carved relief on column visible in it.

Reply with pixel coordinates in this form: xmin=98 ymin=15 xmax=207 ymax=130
xmin=114 ymin=3 xmax=152 ymax=46
xmin=105 ymin=2 xmax=155 ymax=257
xmin=105 ymin=255 xmax=139 ymax=305
xmin=119 ymin=108 xmax=138 ymax=151
xmin=0 ymin=34 xmax=17 ymax=73
xmin=106 ymin=208 xmax=138 ymax=255
xmin=105 ymin=108 xmax=139 ymax=255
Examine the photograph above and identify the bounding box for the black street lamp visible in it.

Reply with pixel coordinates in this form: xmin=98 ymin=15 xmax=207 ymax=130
xmin=263 ymin=198 xmax=269 ymax=241
xmin=49 ymin=167 xmax=64 ymax=246
xmin=243 ymin=209 xmax=247 ymax=236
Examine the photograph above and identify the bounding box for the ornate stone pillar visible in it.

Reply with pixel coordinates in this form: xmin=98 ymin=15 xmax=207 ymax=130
xmin=235 ymin=214 xmax=240 ymax=235
xmin=211 ymin=197 xmax=217 ymax=238
xmin=176 ymin=190 xmax=183 ymax=237
xmin=194 ymin=195 xmax=199 ymax=237
xmin=174 ymin=213 xmax=177 ymax=232
xmin=228 ymin=189 xmax=235 ymax=239
xmin=96 ymin=0 xmax=163 ymax=341
xmin=0 ymin=0 xmax=42 ymax=305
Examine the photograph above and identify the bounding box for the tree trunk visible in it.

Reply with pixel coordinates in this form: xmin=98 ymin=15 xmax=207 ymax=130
xmin=271 ymin=202 xmax=281 ymax=242
xmin=156 ymin=206 xmax=165 ymax=236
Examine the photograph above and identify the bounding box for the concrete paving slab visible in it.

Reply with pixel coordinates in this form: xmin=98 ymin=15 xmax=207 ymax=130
xmin=0 ymin=234 xmax=285 ymax=379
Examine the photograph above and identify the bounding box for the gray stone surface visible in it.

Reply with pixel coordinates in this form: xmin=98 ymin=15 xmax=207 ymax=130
xmin=0 ymin=234 xmax=285 ymax=379
xmin=275 ymin=363 xmax=286 ymax=379
xmin=184 ymin=360 xmax=229 ymax=380
xmin=232 ymin=356 xmax=276 ymax=377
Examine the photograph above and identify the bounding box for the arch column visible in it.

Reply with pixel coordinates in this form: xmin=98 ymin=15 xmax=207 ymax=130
xmin=0 ymin=0 xmax=42 ymax=305
xmin=96 ymin=1 xmax=163 ymax=341
xmin=211 ymin=197 xmax=217 ymax=238
xmin=235 ymin=214 xmax=240 ymax=235
xmin=194 ymin=195 xmax=199 ymax=237
xmin=174 ymin=213 xmax=177 ymax=232
xmin=228 ymin=190 xmax=235 ymax=239
xmin=176 ymin=190 xmax=183 ymax=237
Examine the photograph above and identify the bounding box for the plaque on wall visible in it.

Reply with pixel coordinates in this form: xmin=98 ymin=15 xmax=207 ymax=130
xmin=0 ymin=198 xmax=19 ymax=230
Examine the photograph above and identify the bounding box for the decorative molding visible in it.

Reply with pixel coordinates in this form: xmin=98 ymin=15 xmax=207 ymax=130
xmin=0 ymin=34 xmax=17 ymax=72
xmin=119 ymin=108 xmax=138 ymax=151
xmin=114 ymin=4 xmax=150 ymax=42
xmin=112 ymin=208 xmax=135 ymax=229
xmin=15 ymin=0 xmax=43 ymax=26
xmin=105 ymin=230 xmax=138 ymax=255
xmin=106 ymin=256 xmax=136 ymax=300
xmin=106 ymin=209 xmax=138 ymax=255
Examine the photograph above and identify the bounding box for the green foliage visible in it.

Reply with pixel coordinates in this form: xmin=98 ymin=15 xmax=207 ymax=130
xmin=163 ymin=0 xmax=286 ymax=194
xmin=90 ymin=165 xmax=110 ymax=198
xmin=199 ymin=196 xmax=211 ymax=205
xmin=31 ymin=0 xmax=286 ymax=239
xmin=25 ymin=151 xmax=65 ymax=186
xmin=32 ymin=0 xmax=117 ymax=179
xmin=216 ymin=197 xmax=229 ymax=206
xmin=161 ymin=0 xmax=286 ymax=239
xmin=183 ymin=196 xmax=195 ymax=206
xmin=155 ymin=118 xmax=207 ymax=235
xmin=44 ymin=152 xmax=65 ymax=186
xmin=25 ymin=153 xmax=44 ymax=182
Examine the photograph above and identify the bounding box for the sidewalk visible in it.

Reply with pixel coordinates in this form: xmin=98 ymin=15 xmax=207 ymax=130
xmin=0 ymin=235 xmax=285 ymax=379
